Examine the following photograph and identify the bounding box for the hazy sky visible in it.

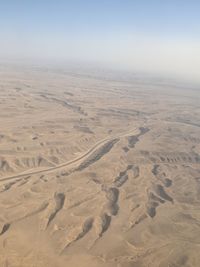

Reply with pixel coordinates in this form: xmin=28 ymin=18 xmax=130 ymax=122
xmin=0 ymin=0 xmax=200 ymax=82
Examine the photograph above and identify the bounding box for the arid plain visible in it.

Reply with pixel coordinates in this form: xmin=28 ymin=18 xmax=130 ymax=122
xmin=0 ymin=65 xmax=200 ymax=267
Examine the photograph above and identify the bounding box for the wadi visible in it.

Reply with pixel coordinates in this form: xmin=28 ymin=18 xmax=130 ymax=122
xmin=0 ymin=65 xmax=200 ymax=267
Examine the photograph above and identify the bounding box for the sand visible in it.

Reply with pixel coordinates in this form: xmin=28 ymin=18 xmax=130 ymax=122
xmin=0 ymin=65 xmax=200 ymax=267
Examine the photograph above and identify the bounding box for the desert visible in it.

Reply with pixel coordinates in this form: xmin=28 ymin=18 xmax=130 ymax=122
xmin=0 ymin=65 xmax=200 ymax=266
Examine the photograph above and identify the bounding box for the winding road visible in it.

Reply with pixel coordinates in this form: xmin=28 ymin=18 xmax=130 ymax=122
xmin=0 ymin=127 xmax=139 ymax=182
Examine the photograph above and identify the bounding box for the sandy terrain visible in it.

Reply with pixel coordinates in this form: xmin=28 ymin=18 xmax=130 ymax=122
xmin=0 ymin=65 xmax=200 ymax=267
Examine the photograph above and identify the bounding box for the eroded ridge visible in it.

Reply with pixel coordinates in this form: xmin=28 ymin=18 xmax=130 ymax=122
xmin=47 ymin=193 xmax=65 ymax=227
xmin=76 ymin=138 xmax=119 ymax=171
xmin=146 ymin=165 xmax=174 ymax=218
xmin=1 ymin=67 xmax=200 ymax=267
